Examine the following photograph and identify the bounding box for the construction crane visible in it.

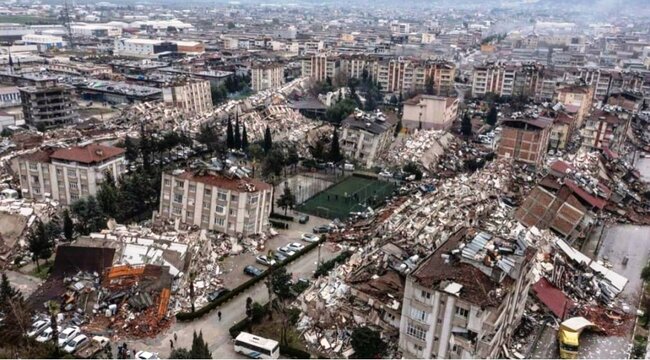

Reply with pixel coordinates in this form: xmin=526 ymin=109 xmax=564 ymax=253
xmin=62 ymin=0 xmax=74 ymax=49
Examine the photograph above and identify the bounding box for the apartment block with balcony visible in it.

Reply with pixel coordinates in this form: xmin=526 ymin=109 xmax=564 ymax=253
xmin=402 ymin=94 xmax=459 ymax=130
xmin=340 ymin=110 xmax=397 ymax=168
xmin=581 ymin=109 xmax=631 ymax=152
xmin=301 ymin=54 xmax=340 ymax=82
xmin=12 ymin=144 xmax=126 ymax=205
xmin=553 ymin=83 xmax=594 ymax=127
xmin=20 ymin=80 xmax=77 ymax=129
xmin=398 ymin=228 xmax=535 ymax=359
xmin=251 ymin=63 xmax=285 ymax=92
xmin=162 ymin=79 xmax=213 ymax=115
xmin=497 ymin=116 xmax=552 ymax=168
xmin=159 ymin=169 xmax=273 ymax=236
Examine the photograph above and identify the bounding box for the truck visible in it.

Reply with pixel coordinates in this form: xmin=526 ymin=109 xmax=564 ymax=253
xmin=75 ymin=336 xmax=110 ymax=359
xmin=557 ymin=317 xmax=595 ymax=359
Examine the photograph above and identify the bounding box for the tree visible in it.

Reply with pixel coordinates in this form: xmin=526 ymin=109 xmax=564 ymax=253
xmin=70 ymin=196 xmax=106 ymax=235
xmin=27 ymin=221 xmax=54 ymax=272
xmin=96 ymin=172 xmax=119 ymax=217
xmin=328 ymin=129 xmax=343 ymax=163
xmin=169 ymin=348 xmax=192 ymax=359
xmin=226 ymin=116 xmax=234 ymax=149
xmin=139 ymin=124 xmax=153 ymax=171
xmin=270 ymin=267 xmax=293 ymax=300
xmin=350 ymin=326 xmax=387 ymax=359
xmin=124 ymin=136 xmax=138 ymax=163
xmin=241 ymin=123 xmax=249 ymax=151
xmin=47 ymin=301 xmax=60 ymax=349
xmin=197 ymin=124 xmax=224 ymax=155
xmin=641 ymin=264 xmax=650 ymax=283
xmin=262 ymin=148 xmax=285 ymax=177
xmin=227 ymin=21 xmax=235 ymax=29
xmin=189 ymin=271 xmax=196 ymax=313
xmin=263 ymin=127 xmax=273 ymax=153
xmin=190 ymin=331 xmax=211 ymax=359
xmin=461 ymin=112 xmax=473 ymax=137
xmin=310 ymin=138 xmax=327 ymax=161
xmin=234 ymin=116 xmax=241 ymax=149
xmin=394 ymin=119 xmax=402 ymax=137
xmin=486 ymin=106 xmax=498 ymax=126
xmin=276 ymin=185 xmax=296 ymax=216
xmin=62 ymin=209 xmax=73 ymax=242
xmin=0 ymin=272 xmax=18 ymax=306
xmin=389 ymin=94 xmax=398 ymax=106
xmin=286 ymin=146 xmax=299 ymax=173
xmin=425 ymin=75 xmax=435 ymax=95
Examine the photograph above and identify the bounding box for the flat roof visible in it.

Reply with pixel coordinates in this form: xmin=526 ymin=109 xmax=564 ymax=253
xmin=170 ymin=169 xmax=272 ymax=192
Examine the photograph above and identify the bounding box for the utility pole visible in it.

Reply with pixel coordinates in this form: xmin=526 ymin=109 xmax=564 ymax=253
xmin=62 ymin=0 xmax=74 ymax=50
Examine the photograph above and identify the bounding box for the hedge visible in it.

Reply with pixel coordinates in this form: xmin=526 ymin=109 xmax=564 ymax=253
xmin=229 ymin=317 xmax=251 ymax=338
xmin=280 ymin=345 xmax=312 ymax=359
xmin=313 ymin=251 xmax=352 ymax=278
xmin=176 ymin=239 xmax=322 ymax=321
xmin=270 ymin=220 xmax=289 ymax=229
xmin=270 ymin=213 xmax=294 ymax=222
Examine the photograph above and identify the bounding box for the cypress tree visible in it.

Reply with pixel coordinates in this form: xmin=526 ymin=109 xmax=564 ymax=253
xmin=234 ymin=116 xmax=241 ymax=149
xmin=329 ymin=129 xmax=342 ymax=162
xmin=226 ymin=116 xmax=234 ymax=149
xmin=263 ymin=127 xmax=272 ymax=153
xmin=242 ymin=123 xmax=249 ymax=150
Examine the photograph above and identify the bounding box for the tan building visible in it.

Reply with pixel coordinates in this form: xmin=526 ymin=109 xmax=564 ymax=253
xmin=471 ymin=62 xmax=543 ymax=99
xmin=581 ymin=109 xmax=631 ymax=152
xmin=251 ymin=63 xmax=285 ymax=92
xmin=159 ymin=169 xmax=273 ymax=236
xmin=497 ymin=117 xmax=552 ymax=168
xmin=301 ymin=54 xmax=340 ymax=82
xmin=368 ymin=58 xmax=455 ymax=96
xmin=340 ymin=110 xmax=397 ymax=168
xmin=398 ymin=228 xmax=535 ymax=359
xmin=554 ymin=83 xmax=594 ymax=127
xmin=162 ymin=79 xmax=212 ymax=115
xmin=549 ymin=112 xmax=576 ymax=150
xmin=402 ymin=95 xmax=459 ymax=130
xmin=13 ymin=144 xmax=126 ymax=205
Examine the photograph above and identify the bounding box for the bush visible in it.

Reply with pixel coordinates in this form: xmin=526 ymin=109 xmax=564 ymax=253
xmin=314 ymin=251 xmax=352 ymax=278
xmin=270 ymin=220 xmax=289 ymax=229
xmin=251 ymin=302 xmax=267 ymax=323
xmin=270 ymin=213 xmax=294 ymax=222
xmin=229 ymin=317 xmax=251 ymax=338
xmin=177 ymin=240 xmax=322 ymax=321
xmin=280 ymin=345 xmax=312 ymax=359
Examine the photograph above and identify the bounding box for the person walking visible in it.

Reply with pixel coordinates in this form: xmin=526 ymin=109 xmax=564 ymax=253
xmin=174 ymin=333 xmax=178 ymax=342
xmin=218 ymin=311 xmax=222 ymax=321
xmin=170 ymin=339 xmax=174 ymax=350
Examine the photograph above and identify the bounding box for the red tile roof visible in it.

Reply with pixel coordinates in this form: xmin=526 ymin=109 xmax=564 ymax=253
xmin=550 ymin=160 xmax=573 ymax=175
xmin=174 ymin=170 xmax=272 ymax=192
xmin=564 ymin=179 xmax=608 ymax=210
xmin=50 ymin=144 xmax=125 ymax=164
xmin=532 ymin=277 xmax=575 ymax=318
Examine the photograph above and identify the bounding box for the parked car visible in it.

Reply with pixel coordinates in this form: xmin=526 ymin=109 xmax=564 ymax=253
xmin=243 ymin=265 xmax=264 ymax=277
xmin=298 ymin=214 xmax=310 ymax=224
xmin=272 ymin=251 xmax=288 ymax=262
xmin=312 ymin=225 xmax=331 ymax=234
xmin=135 ymin=351 xmax=159 ymax=360
xmin=286 ymin=242 xmax=305 ymax=251
xmin=277 ymin=246 xmax=296 ymax=257
xmin=27 ymin=320 xmax=50 ymax=338
xmin=36 ymin=326 xmax=61 ymax=343
xmin=58 ymin=326 xmax=81 ymax=347
xmin=63 ymin=334 xmax=88 ymax=353
xmin=256 ymin=255 xmax=277 ymax=267
xmin=301 ymin=233 xmax=320 ymax=243
xmin=207 ymin=288 xmax=230 ymax=302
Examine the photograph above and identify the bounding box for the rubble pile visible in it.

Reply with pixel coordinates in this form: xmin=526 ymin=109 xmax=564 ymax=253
xmin=383 ymin=130 xmax=457 ymax=171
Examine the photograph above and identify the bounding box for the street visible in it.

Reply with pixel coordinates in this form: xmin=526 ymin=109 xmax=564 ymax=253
xmin=127 ymin=229 xmax=341 ymax=358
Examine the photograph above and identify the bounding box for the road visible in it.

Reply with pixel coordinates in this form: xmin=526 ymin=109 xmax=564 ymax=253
xmin=5 ymin=270 xmax=43 ymax=297
xmin=127 ymin=235 xmax=341 ymax=358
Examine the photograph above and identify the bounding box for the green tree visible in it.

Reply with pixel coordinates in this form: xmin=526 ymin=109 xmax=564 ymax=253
xmin=310 ymin=138 xmax=326 ymax=161
xmin=124 ymin=136 xmax=138 ymax=163
xmin=47 ymin=301 xmax=60 ymax=349
xmin=226 ymin=116 xmax=235 ymax=149
xmin=241 ymin=123 xmax=249 ymax=151
xmin=0 ymin=272 xmax=18 ymax=306
xmin=389 ymin=94 xmax=398 ymax=106
xmin=461 ymin=112 xmax=473 ymax=137
xmin=270 ymin=267 xmax=293 ymax=300
xmin=227 ymin=22 xmax=235 ymax=29
xmin=262 ymin=148 xmax=285 ymax=177
xmin=328 ymin=129 xmax=343 ymax=163
xmin=234 ymin=117 xmax=241 ymax=149
xmin=276 ymin=185 xmax=296 ymax=215
xmin=486 ymin=106 xmax=498 ymax=126
xmin=197 ymin=124 xmax=224 ymax=155
xmin=190 ymin=331 xmax=211 ymax=359
xmin=350 ymin=326 xmax=387 ymax=359
xmin=27 ymin=221 xmax=53 ymax=272
xmin=641 ymin=264 xmax=650 ymax=282
xmin=62 ymin=209 xmax=73 ymax=242
xmin=169 ymin=348 xmax=192 ymax=359
xmin=139 ymin=124 xmax=153 ymax=171
xmin=286 ymin=146 xmax=299 ymax=173
xmin=96 ymin=172 xmax=119 ymax=216
xmin=263 ymin=127 xmax=273 ymax=154
xmin=425 ymin=75 xmax=435 ymax=95
xmin=71 ymin=196 xmax=106 ymax=235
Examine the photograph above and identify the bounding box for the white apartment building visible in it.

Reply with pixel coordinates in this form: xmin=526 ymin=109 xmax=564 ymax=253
xmin=399 ymin=229 xmax=535 ymax=359
xmin=13 ymin=144 xmax=126 ymax=205
xmin=159 ymin=169 xmax=273 ymax=236
xmin=402 ymin=95 xmax=459 ymax=130
xmin=340 ymin=110 xmax=396 ymax=168
xmin=162 ymin=79 xmax=213 ymax=115
xmin=72 ymin=23 xmax=123 ymax=37
xmin=301 ymin=54 xmax=340 ymax=82
xmin=251 ymin=63 xmax=285 ymax=92
xmin=0 ymin=86 xmax=21 ymax=108
xmin=471 ymin=63 xmax=517 ymax=98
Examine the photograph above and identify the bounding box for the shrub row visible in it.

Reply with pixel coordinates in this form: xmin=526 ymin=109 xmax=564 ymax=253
xmin=270 ymin=212 xmax=294 ymax=222
xmin=270 ymin=220 xmax=289 ymax=229
xmin=313 ymin=251 xmax=352 ymax=278
xmin=176 ymin=240 xmax=322 ymax=321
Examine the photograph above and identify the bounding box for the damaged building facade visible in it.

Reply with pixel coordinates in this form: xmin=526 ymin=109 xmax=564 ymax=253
xmin=340 ymin=109 xmax=397 ymax=168
xmin=398 ymin=228 xmax=536 ymax=359
xmin=158 ymin=168 xmax=273 ymax=236
xmin=497 ymin=116 xmax=552 ymax=168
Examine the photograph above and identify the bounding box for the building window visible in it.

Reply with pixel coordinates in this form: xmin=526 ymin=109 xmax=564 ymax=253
xmin=455 ymin=306 xmax=469 ymax=318
xmin=31 ymin=175 xmax=39 ymax=183
xmin=189 ymin=184 xmax=196 ymax=192
xmin=164 ymin=179 xmax=171 ymax=186
xmin=174 ymin=193 xmax=183 ymax=203
xmin=172 ymin=206 xmax=182 ymax=215
xmin=250 ymin=194 xmax=259 ymax=204
xmin=215 ymin=218 xmax=225 ymax=227
xmin=421 ymin=290 xmax=431 ymax=299
xmin=215 ymin=205 xmax=225 ymax=214
xmin=186 ymin=211 xmax=193 ymax=219
xmin=29 ymin=163 xmax=37 ymax=170
xmin=175 ymin=180 xmax=184 ymax=188
xmin=67 ymin=168 xmax=76 ymax=176
xmin=69 ymin=181 xmax=78 ymax=190
xmin=410 ymin=308 xmax=429 ymax=323
xmin=70 ymin=193 xmax=79 ymax=201
xmin=231 ymin=194 xmax=238 ymax=201
xmin=201 ymin=214 xmax=209 ymax=223
xmin=217 ymin=191 xmax=227 ymax=201
xmin=205 ymin=188 xmax=211 ymax=195
xmin=406 ymin=322 xmax=427 ymax=341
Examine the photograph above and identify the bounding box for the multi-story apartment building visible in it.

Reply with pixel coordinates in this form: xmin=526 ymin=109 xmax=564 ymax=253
xmin=13 ymin=144 xmax=126 ymax=205
xmin=402 ymin=94 xmax=459 ymax=130
xmin=471 ymin=61 xmax=544 ymax=99
xmin=0 ymin=86 xmax=21 ymax=108
xmin=301 ymin=54 xmax=340 ymax=82
xmin=554 ymin=83 xmax=594 ymax=127
xmin=20 ymin=80 xmax=77 ymax=129
xmin=162 ymin=79 xmax=213 ymax=115
xmin=158 ymin=169 xmax=273 ymax=236
xmin=582 ymin=109 xmax=631 ymax=152
xmin=497 ymin=116 xmax=552 ymax=168
xmin=340 ymin=110 xmax=396 ymax=168
xmin=251 ymin=63 xmax=285 ymax=92
xmin=399 ymin=228 xmax=535 ymax=359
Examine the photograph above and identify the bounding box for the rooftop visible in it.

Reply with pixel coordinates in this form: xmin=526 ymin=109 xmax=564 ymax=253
xmin=50 ymin=144 xmax=125 ymax=164
xmin=170 ymin=169 xmax=272 ymax=192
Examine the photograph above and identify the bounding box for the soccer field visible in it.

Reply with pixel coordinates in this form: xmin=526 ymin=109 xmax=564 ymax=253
xmin=297 ymin=175 xmax=395 ymax=220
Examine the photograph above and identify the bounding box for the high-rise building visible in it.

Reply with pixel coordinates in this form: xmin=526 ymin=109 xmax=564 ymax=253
xmin=162 ymin=79 xmax=213 ymax=115
xmin=251 ymin=63 xmax=285 ymax=92
xmin=497 ymin=116 xmax=553 ymax=168
xmin=19 ymin=79 xmax=77 ymax=129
